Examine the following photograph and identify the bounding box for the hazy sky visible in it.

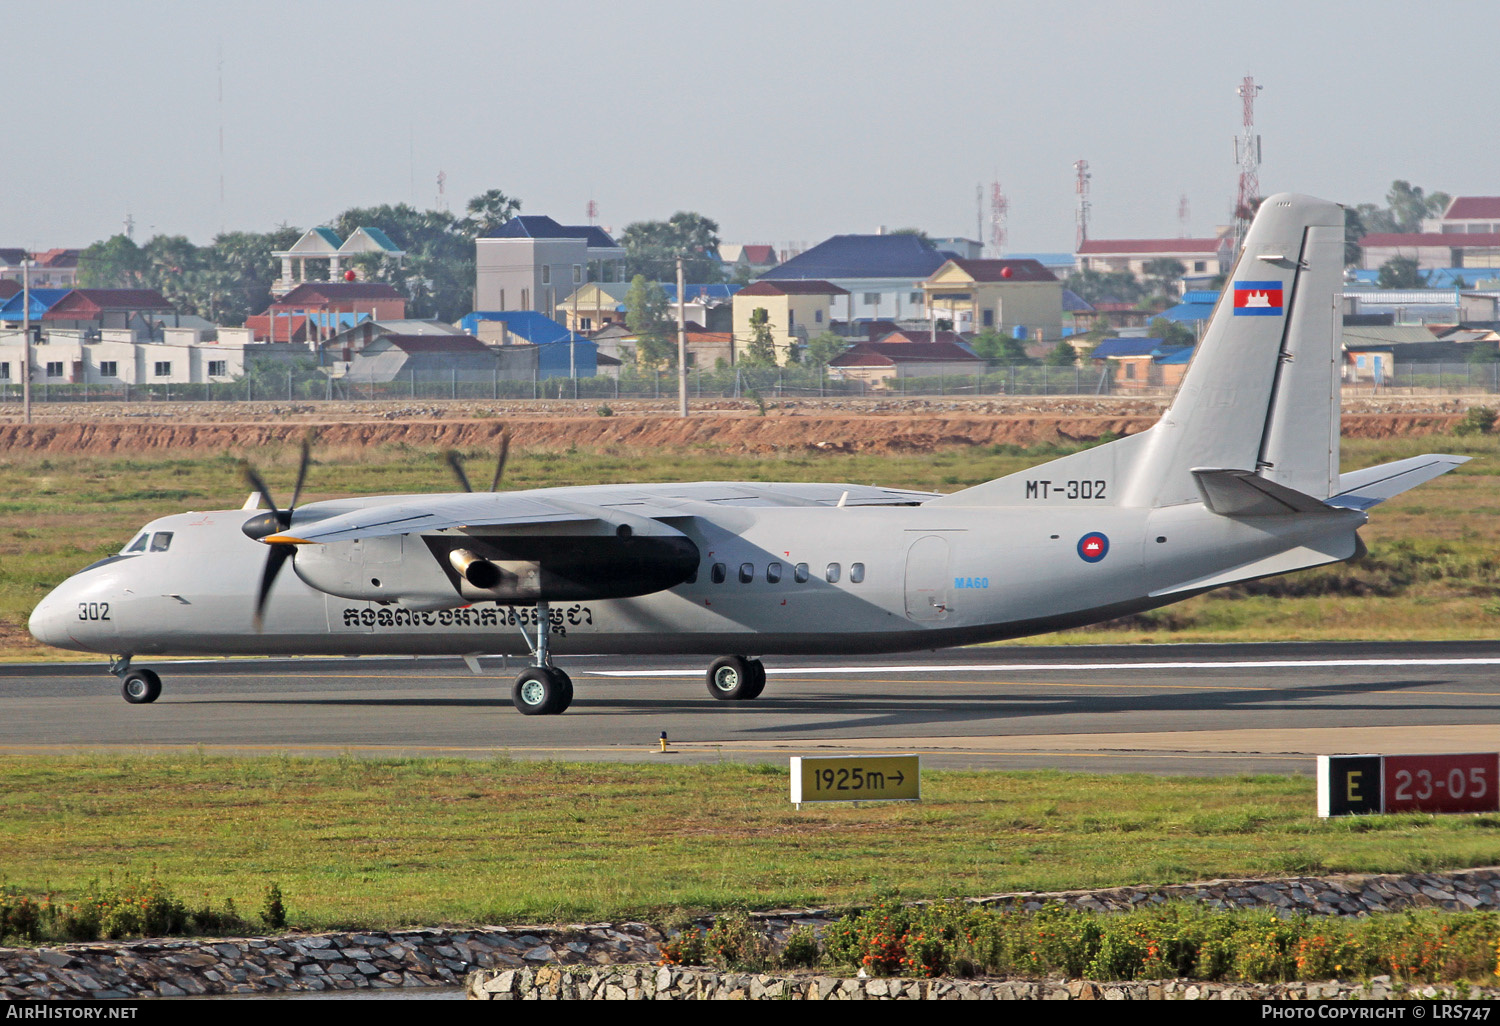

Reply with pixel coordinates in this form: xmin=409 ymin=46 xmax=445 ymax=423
xmin=9 ymin=0 xmax=1499 ymax=254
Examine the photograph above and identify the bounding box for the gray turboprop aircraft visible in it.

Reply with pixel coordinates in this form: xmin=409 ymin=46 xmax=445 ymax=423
xmin=29 ymin=194 xmax=1465 ymax=715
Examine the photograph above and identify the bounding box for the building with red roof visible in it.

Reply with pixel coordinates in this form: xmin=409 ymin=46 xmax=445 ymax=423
xmin=732 ymin=279 xmax=848 ymax=365
xmin=921 ymin=258 xmax=1063 ymax=339
xmin=1075 ymin=237 xmax=1231 ymax=278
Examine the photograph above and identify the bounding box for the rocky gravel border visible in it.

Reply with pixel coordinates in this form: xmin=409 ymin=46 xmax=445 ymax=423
xmin=4 ymin=867 xmax=1500 ymax=999
xmin=468 ymin=964 xmax=1500 ymax=1001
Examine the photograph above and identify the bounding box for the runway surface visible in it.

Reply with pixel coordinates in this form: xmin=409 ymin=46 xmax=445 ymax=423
xmin=5 ymin=641 xmax=1500 ymax=774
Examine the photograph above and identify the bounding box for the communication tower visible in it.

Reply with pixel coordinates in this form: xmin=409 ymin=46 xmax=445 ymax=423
xmin=436 ymin=170 xmax=448 ymax=212
xmin=1073 ymin=159 xmax=1091 ymax=251
xmin=990 ymin=179 xmax=1008 ymax=255
xmin=1179 ymin=194 xmax=1190 ymax=237
xmin=587 ymin=199 xmax=599 ymax=225
xmin=1233 ymin=75 xmax=1263 ymax=246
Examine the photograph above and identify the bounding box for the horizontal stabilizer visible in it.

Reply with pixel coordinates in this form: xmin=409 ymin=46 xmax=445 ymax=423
xmin=1191 ymin=468 xmax=1336 ymax=517
xmin=1326 ymin=454 xmax=1469 ymax=511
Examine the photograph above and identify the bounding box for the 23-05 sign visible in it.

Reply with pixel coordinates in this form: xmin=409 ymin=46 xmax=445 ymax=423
xmin=1317 ymin=753 xmax=1499 ymax=817
xmin=790 ymin=756 xmax=920 ymax=808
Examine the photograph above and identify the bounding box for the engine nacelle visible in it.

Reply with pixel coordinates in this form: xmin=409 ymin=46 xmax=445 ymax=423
xmin=289 ymin=512 xmax=700 ymax=607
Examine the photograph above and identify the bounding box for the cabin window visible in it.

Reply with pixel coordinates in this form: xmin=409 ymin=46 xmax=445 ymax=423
xmin=738 ymin=563 xmax=754 ymax=584
xmin=794 ymin=563 xmax=809 ymax=583
xmin=710 ymin=563 xmax=726 ymax=584
xmin=684 ymin=565 xmax=698 ymax=584
xmin=149 ymin=532 xmax=174 ymax=552
xmin=766 ymin=562 xmax=782 ymax=584
xmin=125 ymin=534 xmax=149 ymax=553
xmin=826 ymin=562 xmax=841 ymax=583
xmin=850 ymin=562 xmax=865 ymax=584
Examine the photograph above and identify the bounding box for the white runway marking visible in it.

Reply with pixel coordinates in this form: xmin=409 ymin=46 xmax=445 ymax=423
xmin=591 ymin=657 xmax=1500 ymax=677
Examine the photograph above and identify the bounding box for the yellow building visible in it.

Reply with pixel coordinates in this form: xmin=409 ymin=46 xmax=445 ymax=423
xmin=731 ymin=280 xmax=847 ymax=364
xmin=920 ymin=259 xmax=1063 ymax=340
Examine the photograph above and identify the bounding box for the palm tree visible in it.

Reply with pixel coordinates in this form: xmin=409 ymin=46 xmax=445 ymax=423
xmin=464 ymin=189 xmax=521 ymax=238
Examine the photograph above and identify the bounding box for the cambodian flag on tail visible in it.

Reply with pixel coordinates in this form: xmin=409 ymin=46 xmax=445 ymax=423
xmin=1233 ymin=281 xmax=1284 ymax=316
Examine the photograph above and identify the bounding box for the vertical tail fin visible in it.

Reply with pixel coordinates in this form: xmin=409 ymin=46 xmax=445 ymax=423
xmin=1121 ymin=193 xmax=1345 ymax=508
xmin=931 ymin=194 xmax=1347 ymax=511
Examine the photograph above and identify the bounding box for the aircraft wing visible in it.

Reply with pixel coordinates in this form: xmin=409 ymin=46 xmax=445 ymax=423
xmin=275 ymin=493 xmax=599 ymax=543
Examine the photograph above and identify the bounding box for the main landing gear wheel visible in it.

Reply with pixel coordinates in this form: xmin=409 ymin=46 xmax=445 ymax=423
xmin=512 ymin=667 xmax=573 ymax=716
xmin=121 ymin=669 xmax=162 ymax=705
xmin=706 ymin=656 xmax=766 ymax=701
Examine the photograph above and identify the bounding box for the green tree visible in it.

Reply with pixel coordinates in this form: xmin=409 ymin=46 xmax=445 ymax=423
xmin=741 ymin=308 xmax=777 ymax=368
xmin=329 ymin=203 xmax=475 ymax=321
xmin=1386 ymin=180 xmax=1450 ymax=234
xmin=463 ymin=188 xmax=522 ymax=238
xmin=969 ymin=328 xmax=1030 ymax=364
xmin=626 ymin=275 xmax=674 ymax=369
xmin=1043 ymin=340 xmax=1078 ymax=366
xmin=1148 ymin=316 xmax=1197 ymax=348
xmin=621 ymin=212 xmax=724 ymax=283
xmin=1063 ymin=269 xmax=1146 ymax=306
xmin=803 ymin=331 xmax=846 ymax=369
xmin=77 ymin=235 xmax=148 ymax=288
xmin=1141 ymin=258 xmax=1186 ymax=298
xmin=1376 ymin=256 xmax=1425 ymax=289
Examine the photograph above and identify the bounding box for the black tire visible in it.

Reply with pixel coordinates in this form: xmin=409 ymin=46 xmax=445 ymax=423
xmin=706 ymin=656 xmax=760 ymax=701
xmin=512 ymin=667 xmax=570 ymax=716
xmin=743 ymin=659 xmax=766 ymax=700
xmin=121 ymin=669 xmax=161 ymax=705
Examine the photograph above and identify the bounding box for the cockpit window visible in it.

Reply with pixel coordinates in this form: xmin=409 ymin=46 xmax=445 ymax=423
xmin=149 ymin=532 xmax=174 ymax=552
xmin=125 ymin=534 xmax=148 ymax=553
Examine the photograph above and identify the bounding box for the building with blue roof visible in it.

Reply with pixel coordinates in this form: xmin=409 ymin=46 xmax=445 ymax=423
xmin=760 ymin=232 xmax=948 ymax=323
xmin=475 ymin=216 xmax=625 ymax=319
xmin=459 ymin=311 xmax=597 ymax=377
xmin=0 ymin=288 xmax=72 ymax=325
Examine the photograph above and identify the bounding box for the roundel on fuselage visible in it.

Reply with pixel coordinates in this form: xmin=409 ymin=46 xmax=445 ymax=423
xmin=1077 ymin=532 xmax=1109 ymax=563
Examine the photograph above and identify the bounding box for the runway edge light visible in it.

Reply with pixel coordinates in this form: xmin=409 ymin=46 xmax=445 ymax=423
xmin=790 ymin=755 xmax=920 ymax=810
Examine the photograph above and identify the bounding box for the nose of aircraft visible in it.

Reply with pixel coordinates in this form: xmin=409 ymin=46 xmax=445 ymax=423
xmin=28 ymin=590 xmax=70 ymax=647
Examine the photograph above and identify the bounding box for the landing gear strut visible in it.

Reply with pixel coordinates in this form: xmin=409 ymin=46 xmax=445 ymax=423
xmin=511 ymin=600 xmax=573 ymax=715
xmin=706 ymin=656 xmax=766 ymax=701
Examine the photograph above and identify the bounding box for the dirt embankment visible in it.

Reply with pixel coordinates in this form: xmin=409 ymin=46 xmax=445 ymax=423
xmin=0 ymin=408 xmax=1475 ymax=457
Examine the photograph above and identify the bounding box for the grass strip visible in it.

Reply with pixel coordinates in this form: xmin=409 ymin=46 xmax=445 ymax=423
xmin=3 ymin=755 xmax=1500 ymax=935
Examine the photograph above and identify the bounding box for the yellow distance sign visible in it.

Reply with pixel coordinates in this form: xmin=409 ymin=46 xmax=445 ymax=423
xmin=790 ymin=755 xmax=921 ymax=807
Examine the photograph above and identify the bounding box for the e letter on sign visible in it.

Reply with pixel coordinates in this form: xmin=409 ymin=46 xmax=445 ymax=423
xmin=1318 ymin=753 xmax=1500 ymax=817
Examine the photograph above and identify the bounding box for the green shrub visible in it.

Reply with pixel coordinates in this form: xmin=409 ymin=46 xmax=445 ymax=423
xmin=1454 ymin=407 xmax=1497 ymax=436
xmin=705 ymin=912 xmax=771 ymax=970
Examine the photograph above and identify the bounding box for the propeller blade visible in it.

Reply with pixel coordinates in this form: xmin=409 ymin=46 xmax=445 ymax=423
xmin=253 ymin=544 xmax=294 ymax=630
xmin=240 ymin=461 xmax=280 ymax=519
xmin=445 ymin=449 xmax=474 ymax=493
xmin=489 ymin=433 xmax=509 ymax=492
xmin=287 ymin=436 xmax=313 ymax=511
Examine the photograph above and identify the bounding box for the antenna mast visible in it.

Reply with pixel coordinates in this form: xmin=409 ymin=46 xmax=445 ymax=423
xmin=1233 ymin=75 xmax=1263 ymax=248
xmin=1073 ymin=159 xmax=1091 ymax=250
xmin=990 ymin=178 xmax=1008 ymax=256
